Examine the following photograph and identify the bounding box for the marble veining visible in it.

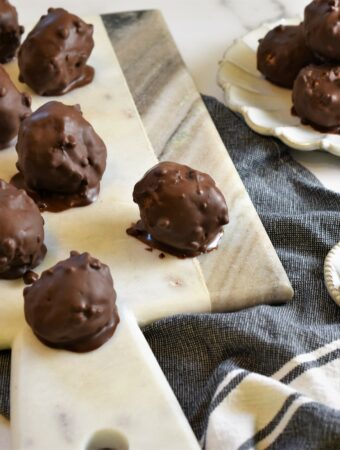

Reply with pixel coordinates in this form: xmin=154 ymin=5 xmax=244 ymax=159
xmin=104 ymin=10 xmax=294 ymax=311
xmin=219 ymin=0 xmax=284 ymax=32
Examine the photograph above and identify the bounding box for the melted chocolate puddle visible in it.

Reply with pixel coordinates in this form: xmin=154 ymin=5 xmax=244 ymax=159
xmin=127 ymin=220 xmax=223 ymax=259
xmin=11 ymin=172 xmax=99 ymax=212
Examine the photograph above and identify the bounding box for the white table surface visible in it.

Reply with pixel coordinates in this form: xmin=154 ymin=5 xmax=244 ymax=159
xmin=14 ymin=0 xmax=340 ymax=193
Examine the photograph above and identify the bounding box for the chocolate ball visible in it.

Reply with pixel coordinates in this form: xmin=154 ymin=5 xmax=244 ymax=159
xmin=132 ymin=162 xmax=229 ymax=256
xmin=16 ymin=101 xmax=107 ymax=196
xmin=0 ymin=64 xmax=31 ymax=149
xmin=24 ymin=251 xmax=120 ymax=352
xmin=304 ymin=0 xmax=340 ymax=61
xmin=0 ymin=179 xmax=46 ymax=279
xmin=0 ymin=0 xmax=24 ymax=63
xmin=257 ymin=23 xmax=315 ymax=89
xmin=292 ymin=65 xmax=340 ymax=131
xmin=18 ymin=7 xmax=94 ymax=96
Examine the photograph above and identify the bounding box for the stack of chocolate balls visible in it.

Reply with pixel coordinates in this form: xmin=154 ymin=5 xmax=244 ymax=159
xmin=257 ymin=0 xmax=340 ymax=133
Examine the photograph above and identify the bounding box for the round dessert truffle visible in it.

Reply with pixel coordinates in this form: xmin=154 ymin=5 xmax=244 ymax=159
xmin=0 ymin=65 xmax=31 ymax=149
xmin=131 ymin=161 xmax=229 ymax=256
xmin=24 ymin=251 xmax=120 ymax=352
xmin=15 ymin=101 xmax=106 ymax=202
xmin=0 ymin=179 xmax=46 ymax=279
xmin=0 ymin=0 xmax=24 ymax=63
xmin=18 ymin=7 xmax=94 ymax=96
xmin=257 ymin=23 xmax=315 ymax=88
xmin=304 ymin=0 xmax=340 ymax=61
xmin=292 ymin=65 xmax=340 ymax=131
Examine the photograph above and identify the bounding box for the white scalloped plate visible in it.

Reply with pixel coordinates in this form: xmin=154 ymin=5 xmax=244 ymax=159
xmin=324 ymin=242 xmax=340 ymax=306
xmin=218 ymin=17 xmax=340 ymax=157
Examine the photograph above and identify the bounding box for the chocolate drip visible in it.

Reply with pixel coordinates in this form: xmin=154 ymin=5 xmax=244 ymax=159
xmin=11 ymin=172 xmax=99 ymax=213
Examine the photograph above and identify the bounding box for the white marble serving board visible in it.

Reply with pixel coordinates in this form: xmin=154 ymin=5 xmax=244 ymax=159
xmin=0 ymin=16 xmax=210 ymax=350
xmin=218 ymin=17 xmax=340 ymax=156
xmin=11 ymin=307 xmax=201 ymax=450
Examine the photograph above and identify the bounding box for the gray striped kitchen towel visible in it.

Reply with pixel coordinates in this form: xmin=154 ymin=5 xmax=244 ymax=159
xmin=143 ymin=96 xmax=340 ymax=449
xmin=1 ymin=96 xmax=340 ymax=449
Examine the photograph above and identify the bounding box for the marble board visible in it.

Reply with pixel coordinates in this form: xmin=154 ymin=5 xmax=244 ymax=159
xmin=103 ymin=10 xmax=294 ymax=311
xmin=11 ymin=307 xmax=201 ymax=450
xmin=0 ymin=10 xmax=294 ymax=449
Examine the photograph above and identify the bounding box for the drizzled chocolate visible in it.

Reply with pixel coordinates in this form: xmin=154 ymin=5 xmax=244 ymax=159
xmin=0 ymin=0 xmax=24 ymax=63
xmin=0 ymin=65 xmax=31 ymax=149
xmin=127 ymin=162 xmax=229 ymax=257
xmin=257 ymin=23 xmax=315 ymax=89
xmin=24 ymin=251 xmax=120 ymax=353
xmin=0 ymin=179 xmax=46 ymax=279
xmin=13 ymin=101 xmax=107 ymax=212
xmin=18 ymin=7 xmax=94 ymax=96
xmin=304 ymin=0 xmax=340 ymax=62
xmin=292 ymin=65 xmax=340 ymax=132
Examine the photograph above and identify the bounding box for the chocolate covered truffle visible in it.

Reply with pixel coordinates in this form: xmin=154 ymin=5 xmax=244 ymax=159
xmin=257 ymin=23 xmax=315 ymax=89
xmin=0 ymin=179 xmax=46 ymax=279
xmin=292 ymin=65 xmax=340 ymax=132
xmin=0 ymin=65 xmax=31 ymax=149
xmin=304 ymin=0 xmax=340 ymax=62
xmin=18 ymin=7 xmax=94 ymax=96
xmin=14 ymin=101 xmax=106 ymax=211
xmin=0 ymin=0 xmax=24 ymax=63
xmin=128 ymin=162 xmax=229 ymax=257
xmin=24 ymin=251 xmax=120 ymax=353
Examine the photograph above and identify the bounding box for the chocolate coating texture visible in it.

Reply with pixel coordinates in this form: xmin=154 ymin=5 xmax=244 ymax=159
xmin=18 ymin=7 xmax=94 ymax=96
xmin=16 ymin=101 xmax=107 ymax=196
xmin=0 ymin=179 xmax=46 ymax=279
xmin=304 ymin=0 xmax=340 ymax=61
xmin=0 ymin=0 xmax=24 ymax=63
xmin=24 ymin=251 xmax=120 ymax=353
xmin=0 ymin=65 xmax=31 ymax=149
xmin=292 ymin=65 xmax=340 ymax=130
xmin=133 ymin=162 xmax=229 ymax=255
xmin=257 ymin=23 xmax=315 ymax=89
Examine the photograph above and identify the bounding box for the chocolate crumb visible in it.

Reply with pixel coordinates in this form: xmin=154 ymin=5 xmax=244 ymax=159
xmin=23 ymin=270 xmax=39 ymax=285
